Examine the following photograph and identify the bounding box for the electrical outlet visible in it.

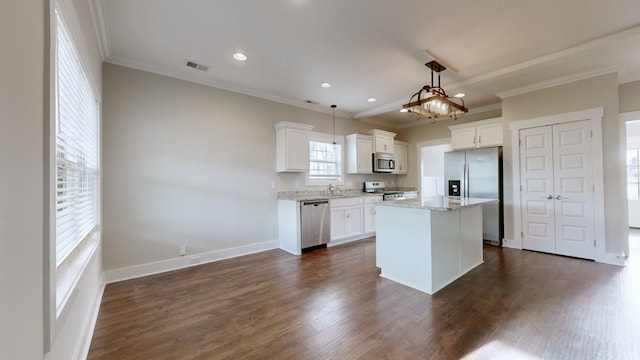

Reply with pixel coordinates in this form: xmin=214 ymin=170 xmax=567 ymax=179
xmin=190 ymin=255 xmax=201 ymax=264
xmin=179 ymin=245 xmax=186 ymax=256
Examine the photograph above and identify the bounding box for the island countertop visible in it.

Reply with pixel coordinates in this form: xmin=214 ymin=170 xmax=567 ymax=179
xmin=376 ymin=196 xmax=497 ymax=211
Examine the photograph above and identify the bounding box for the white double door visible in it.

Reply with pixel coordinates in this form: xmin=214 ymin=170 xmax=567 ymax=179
xmin=520 ymin=120 xmax=595 ymax=259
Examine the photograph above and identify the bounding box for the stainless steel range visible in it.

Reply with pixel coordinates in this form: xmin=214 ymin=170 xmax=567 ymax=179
xmin=363 ymin=181 xmax=418 ymax=201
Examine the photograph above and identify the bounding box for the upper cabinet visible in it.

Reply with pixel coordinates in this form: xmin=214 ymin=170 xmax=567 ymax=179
xmin=392 ymin=140 xmax=408 ymax=174
xmin=365 ymin=129 xmax=396 ymax=153
xmin=346 ymin=134 xmax=373 ymax=174
xmin=274 ymin=121 xmax=314 ymax=172
xmin=449 ymin=118 xmax=503 ymax=150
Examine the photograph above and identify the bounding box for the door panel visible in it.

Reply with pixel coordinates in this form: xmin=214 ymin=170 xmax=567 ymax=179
xmin=553 ymin=120 xmax=595 ymax=259
xmin=520 ymin=126 xmax=555 ymax=253
xmin=519 ymin=120 xmax=595 ymax=260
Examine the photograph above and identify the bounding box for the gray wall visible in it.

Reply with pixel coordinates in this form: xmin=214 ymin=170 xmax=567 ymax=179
xmin=0 ymin=1 xmax=45 ymax=358
xmin=0 ymin=1 xmax=104 ymax=359
xmin=102 ymin=64 xmax=398 ymax=271
xmin=620 ymin=80 xmax=640 ymax=113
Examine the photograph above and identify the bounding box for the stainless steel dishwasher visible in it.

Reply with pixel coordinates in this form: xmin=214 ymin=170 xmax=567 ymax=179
xmin=300 ymin=199 xmax=330 ymax=249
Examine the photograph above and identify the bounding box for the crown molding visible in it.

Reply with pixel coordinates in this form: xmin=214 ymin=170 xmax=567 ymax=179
xmin=496 ymin=66 xmax=620 ymax=99
xmin=88 ymin=0 xmax=110 ymax=60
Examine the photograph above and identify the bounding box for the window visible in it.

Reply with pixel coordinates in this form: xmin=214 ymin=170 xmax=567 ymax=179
xmin=306 ymin=132 xmax=343 ymax=186
xmin=55 ymin=10 xmax=100 ymax=267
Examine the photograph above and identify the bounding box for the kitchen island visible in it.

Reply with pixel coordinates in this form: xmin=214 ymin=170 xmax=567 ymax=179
xmin=375 ymin=197 xmax=498 ymax=295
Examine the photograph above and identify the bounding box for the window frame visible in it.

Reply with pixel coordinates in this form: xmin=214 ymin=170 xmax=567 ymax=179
xmin=305 ymin=132 xmax=345 ymax=186
xmin=45 ymin=3 xmax=102 ymax=350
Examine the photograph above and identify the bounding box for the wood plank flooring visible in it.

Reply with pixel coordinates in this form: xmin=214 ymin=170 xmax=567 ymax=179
xmin=88 ymin=233 xmax=640 ymax=359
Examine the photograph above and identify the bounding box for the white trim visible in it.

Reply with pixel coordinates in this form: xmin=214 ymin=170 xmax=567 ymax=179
xmin=104 ymin=240 xmax=279 ymax=283
xmin=88 ymin=0 xmax=110 ymax=60
xmin=510 ymin=108 xmax=612 ymax=264
xmin=327 ymin=235 xmax=373 ymax=248
xmin=305 ymin=132 xmax=345 ymax=186
xmin=619 ymin=111 xmax=640 ymax=257
xmin=75 ymin=280 xmax=105 ymax=360
xmin=620 ymin=110 xmax=640 ymax=123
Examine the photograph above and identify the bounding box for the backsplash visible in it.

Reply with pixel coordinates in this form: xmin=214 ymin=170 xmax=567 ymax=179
xmin=274 ymin=171 xmax=406 ymax=193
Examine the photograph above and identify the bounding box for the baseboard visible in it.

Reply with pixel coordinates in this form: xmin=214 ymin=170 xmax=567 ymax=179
xmin=104 ymin=240 xmax=279 ymax=283
xmin=327 ymin=234 xmax=374 ymax=248
xmin=77 ymin=278 xmax=105 ymax=360
xmin=501 ymin=237 xmax=522 ymax=249
xmin=596 ymin=252 xmax=627 ymax=266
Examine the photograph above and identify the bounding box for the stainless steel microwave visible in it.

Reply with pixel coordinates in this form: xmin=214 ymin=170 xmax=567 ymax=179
xmin=373 ymin=152 xmax=395 ymax=173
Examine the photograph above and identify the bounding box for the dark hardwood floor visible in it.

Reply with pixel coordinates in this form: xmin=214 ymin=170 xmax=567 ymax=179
xmin=88 ymin=232 xmax=640 ymax=359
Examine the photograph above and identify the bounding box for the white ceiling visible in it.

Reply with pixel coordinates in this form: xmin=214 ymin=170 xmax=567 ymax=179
xmin=94 ymin=0 xmax=640 ymax=128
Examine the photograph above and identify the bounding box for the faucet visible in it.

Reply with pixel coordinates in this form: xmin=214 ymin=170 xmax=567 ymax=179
xmin=328 ymin=183 xmax=341 ymax=196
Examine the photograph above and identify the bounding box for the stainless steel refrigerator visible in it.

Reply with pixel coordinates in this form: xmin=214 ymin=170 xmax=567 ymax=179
xmin=444 ymin=146 xmax=503 ymax=246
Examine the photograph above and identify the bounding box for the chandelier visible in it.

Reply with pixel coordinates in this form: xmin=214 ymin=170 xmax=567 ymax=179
xmin=402 ymin=60 xmax=468 ymax=121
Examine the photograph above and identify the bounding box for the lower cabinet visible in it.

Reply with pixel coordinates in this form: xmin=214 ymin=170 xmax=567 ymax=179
xmin=364 ymin=195 xmax=383 ymax=234
xmin=330 ymin=197 xmax=364 ymax=241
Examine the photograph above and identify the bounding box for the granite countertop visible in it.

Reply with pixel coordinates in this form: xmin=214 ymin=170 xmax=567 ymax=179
xmin=376 ymin=196 xmax=498 ymax=211
xmin=277 ymin=191 xmax=386 ymax=201
xmin=277 ymin=188 xmax=418 ymax=201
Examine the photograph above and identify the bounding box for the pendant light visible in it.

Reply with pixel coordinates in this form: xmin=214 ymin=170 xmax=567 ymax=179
xmin=402 ymin=60 xmax=468 ymax=121
xmin=331 ymin=104 xmax=337 ymax=145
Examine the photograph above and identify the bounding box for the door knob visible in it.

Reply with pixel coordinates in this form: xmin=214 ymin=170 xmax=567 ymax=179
xmin=546 ymin=195 xmax=553 ymax=199
xmin=555 ymin=195 xmax=562 ymax=200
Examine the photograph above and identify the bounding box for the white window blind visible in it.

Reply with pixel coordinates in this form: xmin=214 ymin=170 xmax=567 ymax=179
xmin=309 ymin=140 xmax=342 ymax=181
xmin=55 ymin=11 xmax=100 ymax=267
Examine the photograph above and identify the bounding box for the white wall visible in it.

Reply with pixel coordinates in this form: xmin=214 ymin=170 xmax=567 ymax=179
xmin=101 ymin=64 xmax=399 ymax=275
xmin=419 ymin=142 xmax=452 ymax=198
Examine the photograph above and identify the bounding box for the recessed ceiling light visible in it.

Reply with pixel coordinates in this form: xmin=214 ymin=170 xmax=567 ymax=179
xmin=400 ymin=109 xmax=409 ymax=113
xmin=233 ymin=53 xmax=247 ymax=61
xmin=368 ymin=98 xmax=377 ymax=103
xmin=320 ymin=82 xmax=332 ymax=89
xmin=454 ymin=93 xmax=465 ymax=98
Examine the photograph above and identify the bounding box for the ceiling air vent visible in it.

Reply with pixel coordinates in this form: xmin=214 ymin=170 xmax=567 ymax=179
xmin=185 ymin=60 xmax=209 ymax=72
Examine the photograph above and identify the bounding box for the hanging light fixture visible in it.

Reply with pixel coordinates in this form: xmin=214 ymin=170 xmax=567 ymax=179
xmin=402 ymin=60 xmax=468 ymax=122
xmin=331 ymin=104 xmax=337 ymax=145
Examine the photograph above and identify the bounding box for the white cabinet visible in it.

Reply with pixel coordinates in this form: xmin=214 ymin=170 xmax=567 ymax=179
xmin=364 ymin=195 xmax=383 ymax=234
xmin=274 ymin=121 xmax=314 ymax=172
xmin=330 ymin=197 xmax=364 ymax=241
xmin=346 ymin=134 xmax=373 ymax=174
xmin=392 ymin=140 xmax=408 ymax=174
xmin=365 ymin=129 xmax=396 ymax=153
xmin=449 ymin=118 xmax=502 ymax=150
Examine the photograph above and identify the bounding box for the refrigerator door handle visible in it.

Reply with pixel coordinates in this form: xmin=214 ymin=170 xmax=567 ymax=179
xmin=463 ymin=163 xmax=469 ymax=198
xmin=465 ymin=163 xmax=470 ymax=197
xmin=460 ymin=164 xmax=466 ymax=198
